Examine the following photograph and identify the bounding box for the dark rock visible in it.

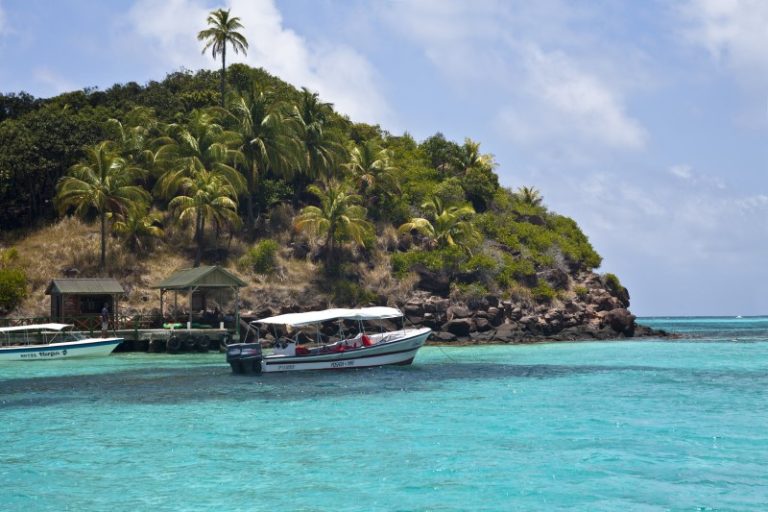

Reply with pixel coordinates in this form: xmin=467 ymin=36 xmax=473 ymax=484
xmin=467 ymin=296 xmax=490 ymax=311
xmin=487 ymin=307 xmax=504 ymax=327
xmin=431 ymin=331 xmax=457 ymax=342
xmin=425 ymin=298 xmax=451 ymax=317
xmin=494 ymin=323 xmax=522 ymax=343
xmin=615 ymin=287 xmax=630 ymax=308
xmin=448 ymin=305 xmax=471 ymax=319
xmin=290 ymin=241 xmax=311 ymax=259
xmin=550 ymin=326 xmax=583 ymax=341
xmin=602 ymin=308 xmax=636 ymax=336
xmin=407 ymin=316 xmax=424 ymax=326
xmin=412 ymin=264 xmax=450 ymax=296
xmin=419 ymin=315 xmax=441 ymax=330
xmin=564 ymin=301 xmax=583 ymax=314
xmin=470 ymin=331 xmax=496 ymax=342
xmin=592 ymin=292 xmax=621 ymax=312
xmin=404 ymin=303 xmax=424 ymax=317
xmin=537 ymin=268 xmax=569 ymax=290
xmin=475 ymin=318 xmax=492 ymax=332
xmin=443 ymin=318 xmax=474 ymax=337
xmin=475 ymin=310 xmax=490 ymax=319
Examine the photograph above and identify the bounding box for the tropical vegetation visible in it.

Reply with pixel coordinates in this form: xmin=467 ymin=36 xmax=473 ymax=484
xmin=0 ymin=8 xmax=608 ymax=313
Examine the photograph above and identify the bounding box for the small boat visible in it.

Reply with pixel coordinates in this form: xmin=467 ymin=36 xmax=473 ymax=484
xmin=226 ymin=307 xmax=431 ymax=374
xmin=0 ymin=323 xmax=123 ymax=361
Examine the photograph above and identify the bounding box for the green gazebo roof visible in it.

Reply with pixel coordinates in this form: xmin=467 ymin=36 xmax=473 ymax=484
xmin=151 ymin=265 xmax=247 ymax=290
xmin=45 ymin=278 xmax=125 ymax=295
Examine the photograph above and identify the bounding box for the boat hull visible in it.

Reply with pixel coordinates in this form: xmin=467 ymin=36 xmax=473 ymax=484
xmin=228 ymin=327 xmax=431 ymax=374
xmin=0 ymin=337 xmax=123 ymax=361
xmin=261 ymin=327 xmax=431 ymax=373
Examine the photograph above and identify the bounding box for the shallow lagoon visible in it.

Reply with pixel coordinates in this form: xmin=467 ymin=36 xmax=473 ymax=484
xmin=2 ymin=318 xmax=767 ymax=511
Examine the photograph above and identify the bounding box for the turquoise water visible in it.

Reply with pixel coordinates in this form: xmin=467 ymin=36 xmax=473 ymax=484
xmin=2 ymin=318 xmax=768 ymax=511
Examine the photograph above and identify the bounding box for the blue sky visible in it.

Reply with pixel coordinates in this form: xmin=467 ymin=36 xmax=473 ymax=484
xmin=1 ymin=0 xmax=767 ymax=316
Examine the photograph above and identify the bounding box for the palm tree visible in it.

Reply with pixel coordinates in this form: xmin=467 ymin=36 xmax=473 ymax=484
xmin=112 ymin=204 xmax=163 ymax=252
xmin=154 ymin=110 xmax=246 ymax=202
xmin=154 ymin=110 xmax=246 ymax=266
xmin=229 ymin=90 xmax=301 ymax=235
xmin=294 ymin=88 xmax=345 ymax=183
xmin=55 ymin=141 xmax=150 ymax=270
xmin=346 ymin=140 xmax=401 ymax=220
xmin=398 ymin=197 xmax=481 ymax=251
xmin=450 ymin=138 xmax=494 ymax=176
xmin=294 ymin=181 xmax=372 ymax=269
xmin=516 ymin=186 xmax=544 ymax=207
xmin=105 ymin=108 xmax=159 ymax=167
xmin=169 ymin=169 xmax=242 ymax=267
xmin=198 ymin=9 xmax=249 ymax=107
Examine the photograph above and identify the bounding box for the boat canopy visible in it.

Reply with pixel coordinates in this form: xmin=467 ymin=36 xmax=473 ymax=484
xmin=253 ymin=307 xmax=403 ymax=327
xmin=0 ymin=323 xmax=71 ymax=333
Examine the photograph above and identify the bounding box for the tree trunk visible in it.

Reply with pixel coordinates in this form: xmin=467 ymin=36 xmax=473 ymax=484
xmin=220 ymin=46 xmax=227 ymax=107
xmin=245 ymin=162 xmax=256 ymax=239
xmin=325 ymin=230 xmax=337 ymax=275
xmin=194 ymin=210 xmax=204 ymax=267
xmin=100 ymin=212 xmax=106 ymax=271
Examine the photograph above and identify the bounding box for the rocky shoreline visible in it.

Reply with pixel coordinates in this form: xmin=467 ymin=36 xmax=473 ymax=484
xmin=243 ymin=269 xmax=667 ymax=345
xmin=398 ymin=269 xmax=666 ymax=344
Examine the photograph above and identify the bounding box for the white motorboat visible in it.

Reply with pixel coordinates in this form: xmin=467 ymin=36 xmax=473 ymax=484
xmin=0 ymin=323 xmax=123 ymax=361
xmin=226 ymin=307 xmax=431 ymax=374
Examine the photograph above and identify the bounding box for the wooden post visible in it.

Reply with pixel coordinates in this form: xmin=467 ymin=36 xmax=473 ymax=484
xmin=235 ymin=287 xmax=240 ymax=341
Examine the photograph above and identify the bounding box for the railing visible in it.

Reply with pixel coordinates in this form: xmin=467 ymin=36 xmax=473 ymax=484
xmin=0 ymin=313 xmax=237 ymax=336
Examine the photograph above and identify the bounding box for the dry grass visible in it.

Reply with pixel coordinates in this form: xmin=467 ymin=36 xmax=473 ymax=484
xmin=5 ymin=216 xmax=424 ymax=319
xmin=506 ymin=282 xmax=535 ymax=308
xmin=360 ymin=253 xmax=417 ymax=306
xmin=9 ymin=217 xmax=198 ymax=317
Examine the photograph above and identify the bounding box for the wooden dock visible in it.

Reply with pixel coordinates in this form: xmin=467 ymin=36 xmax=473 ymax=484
xmin=111 ymin=327 xmax=234 ymax=354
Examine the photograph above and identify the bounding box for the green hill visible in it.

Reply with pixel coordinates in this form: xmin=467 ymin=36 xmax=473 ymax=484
xmin=0 ymin=65 xmax=645 ymax=341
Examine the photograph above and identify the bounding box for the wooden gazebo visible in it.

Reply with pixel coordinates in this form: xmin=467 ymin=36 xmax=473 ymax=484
xmin=45 ymin=278 xmax=125 ymax=323
xmin=151 ymin=265 xmax=246 ymax=339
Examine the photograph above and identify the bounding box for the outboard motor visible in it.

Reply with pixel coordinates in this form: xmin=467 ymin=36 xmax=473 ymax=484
xmin=226 ymin=343 xmax=263 ymax=375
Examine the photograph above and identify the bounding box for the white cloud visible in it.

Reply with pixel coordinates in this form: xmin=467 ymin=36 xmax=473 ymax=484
xmin=681 ymin=0 xmax=768 ymax=84
xmin=667 ymin=163 xmax=726 ymax=189
xmin=546 ymin=166 xmax=768 ymax=278
xmin=127 ymin=0 xmax=210 ymax=70
xmin=383 ymin=1 xmax=647 ymax=151
xmin=125 ymin=0 xmax=392 ymax=126
xmin=670 ymin=164 xmax=693 ymax=179
xmin=499 ymin=46 xmax=646 ymax=150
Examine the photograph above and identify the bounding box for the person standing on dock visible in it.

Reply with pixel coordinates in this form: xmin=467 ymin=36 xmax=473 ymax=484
xmin=101 ymin=303 xmax=109 ymax=338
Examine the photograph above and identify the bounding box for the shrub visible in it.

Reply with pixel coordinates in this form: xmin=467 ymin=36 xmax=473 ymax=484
xmin=460 ymin=253 xmax=497 ymax=275
xmin=573 ymin=285 xmax=589 ymax=299
xmin=532 ymin=281 xmax=556 ymax=303
xmin=497 ymin=254 xmax=536 ymax=287
xmin=603 ymin=273 xmax=622 ymax=294
xmin=0 ymin=247 xmax=19 ymax=266
xmin=239 ymin=239 xmax=280 ymax=274
xmin=390 ymin=245 xmax=468 ymax=277
xmin=453 ymin=282 xmax=490 ymax=304
xmin=329 ymin=279 xmax=377 ymax=306
xmin=0 ymin=267 xmax=27 ymax=313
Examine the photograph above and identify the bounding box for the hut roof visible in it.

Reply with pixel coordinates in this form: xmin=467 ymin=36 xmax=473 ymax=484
xmin=151 ymin=265 xmax=247 ymax=290
xmin=45 ymin=278 xmax=125 ymax=295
